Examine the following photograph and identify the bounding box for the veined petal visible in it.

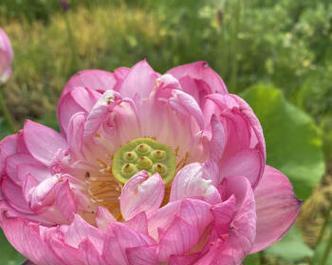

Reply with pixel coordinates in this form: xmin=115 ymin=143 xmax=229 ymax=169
xmin=221 ymin=148 xmax=264 ymax=188
xmin=211 ymin=195 xmax=236 ymax=235
xmin=120 ymin=171 xmax=164 ymax=220
xmin=170 ymin=163 xmax=221 ymax=204
xmin=103 ymin=222 xmax=154 ymax=265
xmin=158 ymin=199 xmax=213 ymax=262
xmin=205 ymin=176 xmax=256 ymax=265
xmin=95 ymin=206 xmax=116 ymax=230
xmin=1 ymin=176 xmax=32 ymax=214
xmin=66 ymin=112 xmax=86 ymax=157
xmin=125 ymin=212 xmax=149 ymax=234
xmin=119 ymin=60 xmax=159 ymax=99
xmin=23 ymin=120 xmax=67 ymax=166
xmin=60 ymin=214 xmax=103 ymax=250
xmin=0 ymin=134 xmax=18 ymax=173
xmin=62 ymin=69 xmax=117 ymax=96
xmin=83 ymin=90 xmax=119 ymax=138
xmin=126 ymin=246 xmax=159 ymax=265
xmin=5 ymin=153 xmax=39 ymax=184
xmin=208 ymin=115 xmax=226 ymax=162
xmin=57 ymin=86 xmax=100 ymax=134
xmin=1 ymin=215 xmax=63 ymax=265
xmin=169 ymin=89 xmax=205 ymax=129
xmin=25 ymin=176 xmax=77 ymax=223
xmin=251 ymin=165 xmax=301 ymax=253
xmin=79 ymin=239 xmax=108 ymax=265
xmin=167 ymin=61 xmax=228 ymax=99
xmin=158 ymin=217 xmax=199 ymax=262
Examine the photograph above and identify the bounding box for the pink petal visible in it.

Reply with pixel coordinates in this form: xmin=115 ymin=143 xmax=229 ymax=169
xmin=169 ymin=253 xmax=201 ymax=265
xmin=1 ymin=176 xmax=32 ymax=214
xmin=5 ymin=153 xmax=39 ymax=184
xmin=60 ymin=214 xmax=103 ymax=249
xmin=170 ymin=163 xmax=221 ymax=204
xmin=208 ymin=115 xmax=226 ymax=162
xmin=57 ymin=86 xmax=100 ymax=134
xmin=66 ymin=112 xmax=86 ymax=157
xmin=211 ymin=195 xmax=236 ymax=235
xmin=205 ymin=93 xmax=266 ymax=161
xmin=221 ymin=148 xmax=264 ymax=188
xmin=251 ymin=165 xmax=301 ymax=253
xmin=119 ymin=60 xmax=159 ymax=99
xmin=169 ymin=89 xmax=205 ymax=129
xmin=83 ymin=90 xmax=119 ymax=137
xmin=206 ymin=176 xmax=256 ymax=264
xmin=62 ymin=69 xmax=117 ymax=96
xmin=125 ymin=212 xmax=149 ymax=234
xmin=0 ymin=134 xmax=17 ymax=173
xmin=96 ymin=206 xmax=116 ymax=230
xmin=47 ymin=232 xmax=84 ymax=265
xmin=120 ymin=171 xmax=164 ymax=220
xmin=1 ymin=215 xmax=63 ymax=265
xmin=167 ymin=61 xmax=228 ymax=98
xmin=25 ymin=176 xmax=77 ymax=223
xmin=232 ymin=94 xmax=266 ymax=160
xmin=126 ymin=246 xmax=159 ymax=265
xmin=147 ymin=200 xmax=181 ymax=240
xmin=103 ymin=222 xmax=153 ymax=265
xmin=17 ymin=163 xmax=50 ymax=183
xmin=79 ymin=239 xmax=108 ymax=265
xmin=23 ymin=120 xmax=67 ymax=166
xmin=158 ymin=199 xmax=213 ymax=262
xmin=158 ymin=216 xmax=199 ymax=262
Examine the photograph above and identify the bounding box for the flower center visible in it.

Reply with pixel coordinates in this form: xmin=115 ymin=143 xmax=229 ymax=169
xmin=112 ymin=137 xmax=177 ymax=184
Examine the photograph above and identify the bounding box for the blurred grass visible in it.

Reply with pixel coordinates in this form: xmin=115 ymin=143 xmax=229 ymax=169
xmin=0 ymin=0 xmax=331 ymax=264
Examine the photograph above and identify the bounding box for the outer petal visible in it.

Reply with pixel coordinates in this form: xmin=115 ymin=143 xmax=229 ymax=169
xmin=57 ymin=86 xmax=100 ymax=134
xmin=169 ymin=89 xmax=205 ymax=129
xmin=62 ymin=69 xmax=117 ymax=96
xmin=167 ymin=61 xmax=228 ymax=100
xmin=79 ymin=239 xmax=108 ymax=265
xmin=157 ymin=199 xmax=213 ymax=262
xmin=119 ymin=60 xmax=159 ymax=99
xmin=1 ymin=215 xmax=63 ymax=265
xmin=83 ymin=90 xmax=119 ymax=138
xmin=95 ymin=206 xmax=116 ymax=230
xmin=103 ymin=222 xmax=154 ymax=265
xmin=120 ymin=171 xmax=164 ymax=220
xmin=24 ymin=175 xmax=77 ymax=223
xmin=170 ymin=163 xmax=221 ymax=204
xmin=221 ymin=148 xmax=264 ymax=188
xmin=126 ymin=246 xmax=159 ymax=265
xmin=0 ymin=28 xmax=13 ymax=83
xmin=23 ymin=120 xmax=67 ymax=166
xmin=0 ymin=134 xmax=17 ymax=173
xmin=5 ymin=153 xmax=38 ymax=184
xmin=60 ymin=214 xmax=103 ymax=250
xmin=197 ymin=176 xmax=256 ymax=265
xmin=251 ymin=165 xmax=301 ymax=253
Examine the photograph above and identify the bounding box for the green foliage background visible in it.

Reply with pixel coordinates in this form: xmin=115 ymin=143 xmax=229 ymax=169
xmin=0 ymin=0 xmax=331 ymax=264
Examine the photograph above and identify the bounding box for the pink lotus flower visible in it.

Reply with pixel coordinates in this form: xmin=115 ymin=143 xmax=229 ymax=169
xmin=0 ymin=60 xmax=300 ymax=265
xmin=0 ymin=28 xmax=13 ymax=84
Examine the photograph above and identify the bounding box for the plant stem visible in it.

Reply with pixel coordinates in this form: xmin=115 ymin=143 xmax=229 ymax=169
xmin=0 ymin=86 xmax=16 ymax=132
xmin=320 ymin=227 xmax=332 ymax=265
xmin=64 ymin=12 xmax=78 ymax=71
